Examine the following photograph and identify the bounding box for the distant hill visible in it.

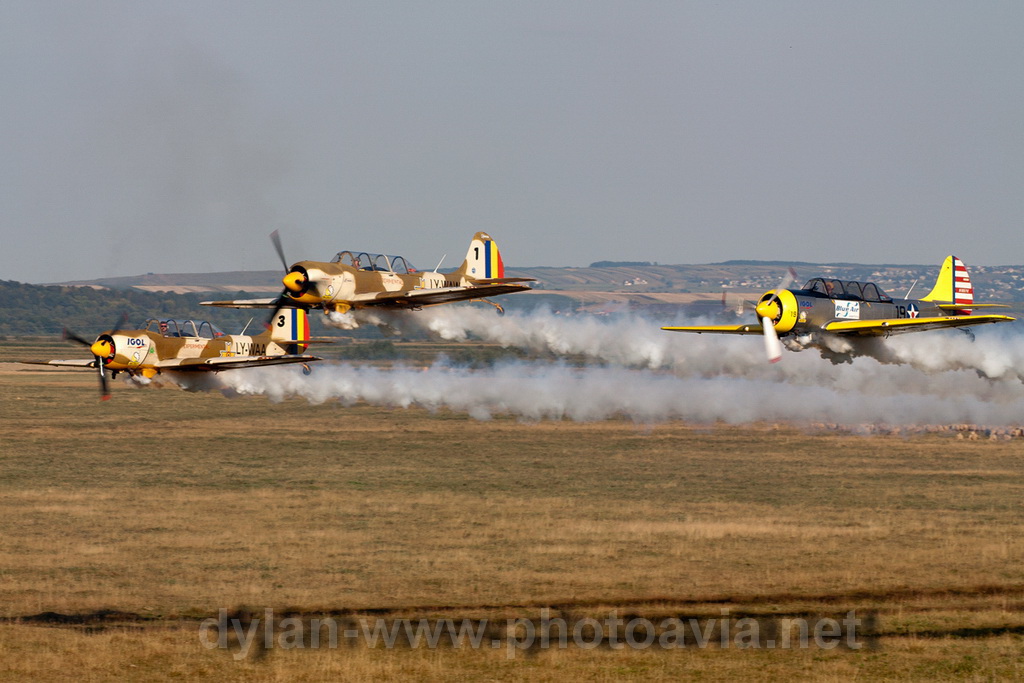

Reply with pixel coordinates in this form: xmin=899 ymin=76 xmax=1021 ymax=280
xmin=589 ymin=260 xmax=653 ymax=268
xmin=47 ymin=260 xmax=1024 ymax=302
xmin=54 ymin=271 xmax=283 ymax=294
xmin=0 ymin=280 xmax=260 ymax=337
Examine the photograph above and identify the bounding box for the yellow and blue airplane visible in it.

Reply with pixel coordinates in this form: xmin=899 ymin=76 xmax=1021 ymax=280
xmin=663 ymin=256 xmax=1015 ymax=362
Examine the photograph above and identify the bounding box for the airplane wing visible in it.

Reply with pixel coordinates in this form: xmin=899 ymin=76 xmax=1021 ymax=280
xmin=201 ymin=283 xmax=532 ymax=310
xmin=823 ymin=314 xmax=1015 ymax=337
xmin=201 ymin=297 xmax=281 ymax=309
xmin=661 ymin=324 xmax=765 ymax=335
xmin=935 ymin=303 xmax=1010 ymax=311
xmin=155 ymin=354 xmax=321 ymax=371
xmin=349 ymin=283 xmax=533 ymax=308
xmin=21 ymin=359 xmax=97 ymax=368
xmin=467 ymin=277 xmax=536 ymax=285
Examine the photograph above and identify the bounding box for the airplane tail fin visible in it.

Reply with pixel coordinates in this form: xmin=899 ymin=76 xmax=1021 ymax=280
xmin=452 ymin=232 xmax=506 ymax=281
xmin=267 ymin=306 xmax=310 ymax=354
xmin=921 ymin=255 xmax=973 ymax=314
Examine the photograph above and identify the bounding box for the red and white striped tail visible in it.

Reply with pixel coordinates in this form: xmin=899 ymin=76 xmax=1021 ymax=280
xmin=952 ymin=256 xmax=973 ymax=314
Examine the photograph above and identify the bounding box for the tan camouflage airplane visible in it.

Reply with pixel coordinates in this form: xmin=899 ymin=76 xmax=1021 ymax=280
xmin=663 ymin=256 xmax=1015 ymax=363
xmin=201 ymin=231 xmax=533 ymax=324
xmin=23 ymin=307 xmax=320 ymax=399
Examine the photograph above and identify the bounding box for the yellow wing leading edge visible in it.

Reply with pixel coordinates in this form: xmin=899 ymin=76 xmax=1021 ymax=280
xmin=661 ymin=324 xmax=765 ymax=335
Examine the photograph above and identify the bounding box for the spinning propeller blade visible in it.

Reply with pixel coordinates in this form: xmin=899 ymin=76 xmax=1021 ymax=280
xmin=270 ymin=229 xmax=290 ymax=272
xmin=266 ymin=230 xmax=296 ymax=329
xmin=767 ymin=267 xmax=798 ymax=305
xmin=762 ymin=316 xmax=783 ymax=364
xmin=62 ymin=329 xmax=92 ymax=347
xmin=97 ymin=354 xmax=110 ymax=400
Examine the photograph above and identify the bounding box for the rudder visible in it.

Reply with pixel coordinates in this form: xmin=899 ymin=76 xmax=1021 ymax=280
xmin=269 ymin=307 xmax=310 ymax=354
xmin=921 ymin=255 xmax=973 ymax=314
xmin=459 ymin=232 xmax=505 ymax=280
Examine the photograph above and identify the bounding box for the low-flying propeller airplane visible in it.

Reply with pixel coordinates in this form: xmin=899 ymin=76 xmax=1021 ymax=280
xmin=663 ymin=256 xmax=1015 ymax=363
xmin=23 ymin=306 xmax=321 ymax=399
xmin=201 ymin=231 xmax=533 ymax=327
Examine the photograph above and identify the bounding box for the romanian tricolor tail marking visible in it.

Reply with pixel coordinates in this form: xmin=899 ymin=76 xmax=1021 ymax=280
xmin=293 ymin=307 xmax=309 ymax=354
xmin=484 ymin=239 xmax=505 ymax=279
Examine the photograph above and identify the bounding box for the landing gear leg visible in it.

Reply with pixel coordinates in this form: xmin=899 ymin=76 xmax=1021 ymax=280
xmin=480 ymin=298 xmax=505 ymax=316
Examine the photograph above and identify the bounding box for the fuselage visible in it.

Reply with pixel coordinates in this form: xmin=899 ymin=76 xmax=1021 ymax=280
xmin=755 ymin=277 xmax=970 ymax=336
xmin=95 ymin=327 xmax=298 ymax=374
xmin=283 ymin=261 xmax=458 ymax=306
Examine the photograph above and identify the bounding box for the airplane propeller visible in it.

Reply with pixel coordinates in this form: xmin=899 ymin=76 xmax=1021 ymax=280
xmin=61 ymin=313 xmax=128 ymax=400
xmin=266 ymin=230 xmax=306 ymax=328
xmin=754 ymin=268 xmax=798 ymax=364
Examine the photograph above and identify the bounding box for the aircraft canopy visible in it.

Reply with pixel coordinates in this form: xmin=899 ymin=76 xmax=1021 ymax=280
xmin=331 ymin=251 xmax=418 ymax=274
xmin=801 ymin=278 xmax=892 ymax=302
xmin=144 ymin=319 xmax=226 ymax=339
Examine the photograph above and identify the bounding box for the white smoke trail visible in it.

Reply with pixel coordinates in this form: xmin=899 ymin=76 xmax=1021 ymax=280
xmin=217 ymin=305 xmax=1024 ymax=425
xmin=325 ymin=304 xmax=1024 ymax=383
xmin=326 ymin=311 xmax=361 ymax=330
xmin=218 ymin=356 xmax=1024 ymax=427
xmin=325 ymin=305 xmax=769 ymax=373
xmin=883 ymin=327 xmax=1024 ymax=381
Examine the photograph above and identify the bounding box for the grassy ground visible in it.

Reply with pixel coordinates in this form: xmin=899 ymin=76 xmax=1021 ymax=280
xmin=1 ymin=345 xmax=1023 ymax=680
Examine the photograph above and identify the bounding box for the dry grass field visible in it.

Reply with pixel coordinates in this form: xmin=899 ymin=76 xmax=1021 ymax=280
xmin=1 ymin=340 xmax=1023 ymax=680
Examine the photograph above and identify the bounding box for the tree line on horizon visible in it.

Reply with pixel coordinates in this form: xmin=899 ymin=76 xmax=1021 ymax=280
xmin=0 ymin=280 xmax=261 ymax=337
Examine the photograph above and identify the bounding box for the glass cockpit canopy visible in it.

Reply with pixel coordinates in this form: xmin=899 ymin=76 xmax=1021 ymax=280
xmin=800 ymin=278 xmax=891 ymax=302
xmin=331 ymin=251 xmax=418 ymax=274
xmin=145 ymin=319 xmax=226 ymax=338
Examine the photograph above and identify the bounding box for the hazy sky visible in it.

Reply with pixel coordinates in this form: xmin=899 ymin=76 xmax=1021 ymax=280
xmin=2 ymin=1 xmax=1022 ymax=283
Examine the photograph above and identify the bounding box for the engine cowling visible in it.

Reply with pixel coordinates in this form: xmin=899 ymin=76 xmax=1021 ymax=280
xmin=282 ymin=265 xmax=324 ymax=304
xmin=754 ymin=289 xmax=799 ymax=334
